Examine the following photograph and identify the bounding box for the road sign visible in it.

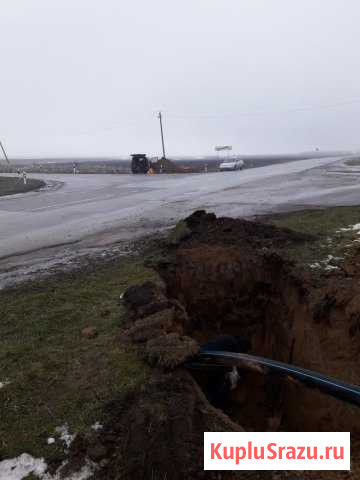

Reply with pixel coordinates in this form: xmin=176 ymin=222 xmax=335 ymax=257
xmin=215 ymin=146 xmax=232 ymax=152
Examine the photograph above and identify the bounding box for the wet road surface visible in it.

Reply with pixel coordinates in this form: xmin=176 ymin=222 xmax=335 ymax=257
xmin=1 ymin=155 xmax=359 ymax=287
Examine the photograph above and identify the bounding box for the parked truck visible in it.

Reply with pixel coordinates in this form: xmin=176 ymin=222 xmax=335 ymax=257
xmin=131 ymin=154 xmax=151 ymax=174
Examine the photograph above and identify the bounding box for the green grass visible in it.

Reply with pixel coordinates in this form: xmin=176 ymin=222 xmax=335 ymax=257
xmin=0 ymin=176 xmax=45 ymax=196
xmin=265 ymin=206 xmax=360 ymax=269
xmin=0 ymin=256 xmax=159 ymax=462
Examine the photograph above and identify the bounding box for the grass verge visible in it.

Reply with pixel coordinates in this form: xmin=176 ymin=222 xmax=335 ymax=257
xmin=345 ymin=158 xmax=360 ymax=167
xmin=0 ymin=256 xmax=159 ymax=463
xmin=264 ymin=206 xmax=360 ymax=270
xmin=0 ymin=176 xmax=45 ymax=196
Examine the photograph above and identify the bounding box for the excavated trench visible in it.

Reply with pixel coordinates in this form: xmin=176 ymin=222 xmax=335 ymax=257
xmin=154 ymin=211 xmax=360 ymax=435
xmin=73 ymin=211 xmax=360 ymax=479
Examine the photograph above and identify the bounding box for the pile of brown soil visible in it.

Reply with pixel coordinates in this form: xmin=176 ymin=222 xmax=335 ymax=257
xmin=71 ymin=211 xmax=360 ymax=479
xmin=151 ymin=158 xmax=185 ymax=174
xmin=181 ymin=210 xmax=314 ymax=250
xmin=94 ymin=371 xmax=249 ymax=480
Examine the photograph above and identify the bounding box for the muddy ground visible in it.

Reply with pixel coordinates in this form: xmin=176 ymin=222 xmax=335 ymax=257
xmin=58 ymin=210 xmax=360 ymax=479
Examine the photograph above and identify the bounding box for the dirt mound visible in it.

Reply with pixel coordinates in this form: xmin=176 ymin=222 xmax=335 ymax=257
xmin=92 ymin=371 xmax=255 ymax=480
xmin=123 ymin=281 xmax=171 ymax=320
xmin=181 ymin=210 xmax=313 ymax=250
xmin=151 ymin=157 xmax=184 ymax=173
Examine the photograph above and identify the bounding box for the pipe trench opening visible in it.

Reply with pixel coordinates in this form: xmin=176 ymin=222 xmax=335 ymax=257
xmin=154 ymin=211 xmax=360 ymax=433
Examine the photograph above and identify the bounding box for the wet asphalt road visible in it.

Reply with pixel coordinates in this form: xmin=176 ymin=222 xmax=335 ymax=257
xmin=1 ymin=155 xmax=360 ymax=286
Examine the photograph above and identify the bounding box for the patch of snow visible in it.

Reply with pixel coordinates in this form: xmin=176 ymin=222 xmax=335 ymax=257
xmin=47 ymin=437 xmax=56 ymax=445
xmin=91 ymin=421 xmax=103 ymax=431
xmin=0 ymin=455 xmax=96 ymax=480
xmin=55 ymin=424 xmax=75 ymax=449
xmin=0 ymin=454 xmax=47 ymax=480
xmin=0 ymin=379 xmax=10 ymax=389
xmin=325 ymin=265 xmax=339 ymax=271
xmin=119 ymin=292 xmax=124 ymax=300
xmin=336 ymin=223 xmax=360 ymax=234
xmin=326 ymin=254 xmax=343 ymax=262
xmin=309 ymin=254 xmax=343 ymax=271
xmin=43 ymin=460 xmax=96 ymax=480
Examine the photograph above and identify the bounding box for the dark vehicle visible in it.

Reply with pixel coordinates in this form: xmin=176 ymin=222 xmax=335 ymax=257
xmin=131 ymin=154 xmax=150 ymax=174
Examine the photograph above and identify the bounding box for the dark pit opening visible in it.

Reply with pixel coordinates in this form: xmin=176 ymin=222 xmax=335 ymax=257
xmin=154 ymin=219 xmax=360 ymax=434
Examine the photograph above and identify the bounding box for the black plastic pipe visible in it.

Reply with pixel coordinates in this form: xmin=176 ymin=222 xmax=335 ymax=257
xmin=185 ymin=351 xmax=360 ymax=407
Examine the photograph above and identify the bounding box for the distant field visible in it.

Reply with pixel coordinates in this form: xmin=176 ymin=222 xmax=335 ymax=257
xmin=345 ymin=157 xmax=360 ymax=166
xmin=0 ymin=152 xmax=346 ymax=175
xmin=0 ymin=176 xmax=45 ymax=196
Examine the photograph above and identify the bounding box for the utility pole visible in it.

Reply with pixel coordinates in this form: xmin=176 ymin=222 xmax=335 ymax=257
xmin=0 ymin=140 xmax=9 ymax=164
xmin=158 ymin=111 xmax=166 ymax=159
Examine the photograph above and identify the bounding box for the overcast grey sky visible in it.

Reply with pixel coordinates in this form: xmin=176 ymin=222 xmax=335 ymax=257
xmin=0 ymin=0 xmax=360 ymax=158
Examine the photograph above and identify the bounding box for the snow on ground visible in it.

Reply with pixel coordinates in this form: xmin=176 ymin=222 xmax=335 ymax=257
xmin=310 ymin=222 xmax=360 ymax=270
xmin=0 ymin=454 xmax=47 ymax=480
xmin=0 ymin=379 xmax=10 ymax=389
xmin=44 ymin=425 xmax=75 ymax=452
xmin=55 ymin=424 xmax=76 ymax=449
xmin=324 ymin=264 xmax=339 ymax=271
xmin=0 ymin=424 xmax=91 ymax=480
xmin=91 ymin=421 xmax=103 ymax=431
xmin=336 ymin=223 xmax=360 ymax=233
xmin=309 ymin=255 xmax=342 ymax=271
xmin=0 ymin=454 xmax=96 ymax=480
